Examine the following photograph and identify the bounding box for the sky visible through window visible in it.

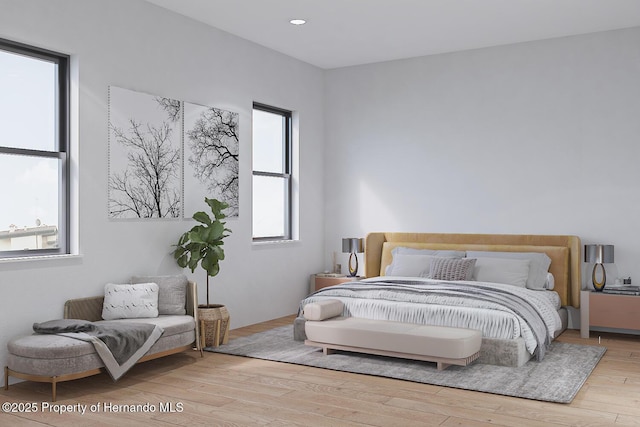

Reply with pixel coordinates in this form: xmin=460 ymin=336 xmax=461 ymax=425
xmin=252 ymin=109 xmax=287 ymax=238
xmin=0 ymin=49 xmax=59 ymax=232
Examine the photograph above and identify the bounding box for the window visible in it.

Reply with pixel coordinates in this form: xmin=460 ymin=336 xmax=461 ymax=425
xmin=252 ymin=103 xmax=292 ymax=241
xmin=0 ymin=38 xmax=70 ymax=258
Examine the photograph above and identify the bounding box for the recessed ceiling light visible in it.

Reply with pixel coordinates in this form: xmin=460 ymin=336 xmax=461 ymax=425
xmin=289 ymin=19 xmax=306 ymax=26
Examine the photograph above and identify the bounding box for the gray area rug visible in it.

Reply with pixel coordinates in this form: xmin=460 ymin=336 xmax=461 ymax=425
xmin=205 ymin=325 xmax=606 ymax=403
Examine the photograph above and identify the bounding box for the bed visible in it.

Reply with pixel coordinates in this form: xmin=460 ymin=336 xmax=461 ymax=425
xmin=295 ymin=232 xmax=581 ymax=367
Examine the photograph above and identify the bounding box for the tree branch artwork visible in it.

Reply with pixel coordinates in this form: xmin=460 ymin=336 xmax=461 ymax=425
xmin=108 ymin=87 xmax=182 ymax=219
xmin=185 ymin=105 xmax=239 ymax=217
xmin=108 ymin=86 xmax=240 ymax=220
xmin=155 ymin=97 xmax=181 ymax=123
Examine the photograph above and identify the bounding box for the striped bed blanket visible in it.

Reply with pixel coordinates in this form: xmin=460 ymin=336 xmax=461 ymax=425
xmin=299 ymin=278 xmax=562 ymax=361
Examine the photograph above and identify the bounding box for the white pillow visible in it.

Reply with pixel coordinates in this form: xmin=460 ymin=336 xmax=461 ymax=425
xmin=385 ymin=254 xmax=435 ymax=277
xmin=473 ymin=257 xmax=531 ymax=287
xmin=102 ymin=283 xmax=159 ymax=320
xmin=544 ymin=272 xmax=555 ymax=290
xmin=466 ymin=251 xmax=551 ymax=289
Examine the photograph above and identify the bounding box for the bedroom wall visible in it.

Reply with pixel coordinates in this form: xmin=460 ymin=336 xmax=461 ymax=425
xmin=0 ymin=0 xmax=325 ymax=383
xmin=324 ymin=27 xmax=640 ymax=297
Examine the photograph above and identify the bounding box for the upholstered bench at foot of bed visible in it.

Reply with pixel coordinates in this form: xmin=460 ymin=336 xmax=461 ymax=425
xmin=302 ymin=300 xmax=482 ymax=370
xmin=296 ymin=316 xmax=533 ymax=367
xmin=305 ymin=317 xmax=482 ymax=370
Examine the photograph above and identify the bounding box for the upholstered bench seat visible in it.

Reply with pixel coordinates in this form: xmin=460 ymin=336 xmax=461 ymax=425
xmin=303 ymin=300 xmax=482 ymax=370
xmin=5 ymin=278 xmax=201 ymax=402
xmin=7 ymin=315 xmax=196 ymax=378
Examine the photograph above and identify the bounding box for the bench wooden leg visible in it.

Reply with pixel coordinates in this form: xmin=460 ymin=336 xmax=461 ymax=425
xmin=5 ymin=366 xmax=57 ymax=401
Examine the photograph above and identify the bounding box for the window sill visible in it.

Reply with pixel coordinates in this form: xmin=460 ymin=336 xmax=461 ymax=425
xmin=0 ymin=253 xmax=83 ymax=265
xmin=252 ymin=239 xmax=300 ymax=248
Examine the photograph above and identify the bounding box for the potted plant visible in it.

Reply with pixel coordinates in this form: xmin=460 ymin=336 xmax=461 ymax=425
xmin=173 ymin=197 xmax=231 ymax=346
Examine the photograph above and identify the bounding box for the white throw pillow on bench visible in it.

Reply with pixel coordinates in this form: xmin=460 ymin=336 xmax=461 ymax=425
xmin=102 ymin=283 xmax=159 ymax=320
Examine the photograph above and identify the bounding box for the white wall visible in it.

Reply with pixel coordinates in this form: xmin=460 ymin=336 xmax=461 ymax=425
xmin=324 ymin=27 xmax=640 ymax=289
xmin=3 ymin=0 xmax=640 ymax=387
xmin=0 ymin=0 xmax=325 ymax=382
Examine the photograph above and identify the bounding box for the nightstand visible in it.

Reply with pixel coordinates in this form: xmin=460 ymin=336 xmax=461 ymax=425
xmin=580 ymin=290 xmax=640 ymax=338
xmin=309 ymin=274 xmax=361 ymax=293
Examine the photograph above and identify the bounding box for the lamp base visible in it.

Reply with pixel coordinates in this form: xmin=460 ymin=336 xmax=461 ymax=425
xmin=348 ymin=252 xmax=359 ymax=277
xmin=592 ymin=263 xmax=606 ymax=292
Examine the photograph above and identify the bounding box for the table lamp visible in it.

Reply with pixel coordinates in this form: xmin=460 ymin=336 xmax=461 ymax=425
xmin=584 ymin=244 xmax=614 ymax=291
xmin=342 ymin=238 xmax=364 ymax=277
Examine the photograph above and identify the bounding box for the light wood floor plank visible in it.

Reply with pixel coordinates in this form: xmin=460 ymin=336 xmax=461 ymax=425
xmin=2 ymin=315 xmax=640 ymax=426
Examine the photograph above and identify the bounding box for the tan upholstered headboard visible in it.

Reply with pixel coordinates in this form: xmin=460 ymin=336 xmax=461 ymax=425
xmin=364 ymin=232 xmax=582 ymax=308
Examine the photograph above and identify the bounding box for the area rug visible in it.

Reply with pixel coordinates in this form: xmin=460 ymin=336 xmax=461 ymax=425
xmin=205 ymin=325 xmax=606 ymax=403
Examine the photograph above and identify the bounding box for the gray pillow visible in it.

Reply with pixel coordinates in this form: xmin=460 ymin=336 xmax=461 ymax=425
xmin=392 ymin=247 xmax=466 ymax=258
xmin=131 ymin=274 xmax=187 ymax=315
xmin=429 ymin=257 xmax=476 ymax=281
xmin=465 ymin=251 xmax=551 ymax=289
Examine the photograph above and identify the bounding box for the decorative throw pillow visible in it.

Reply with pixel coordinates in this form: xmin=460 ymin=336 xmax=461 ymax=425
xmin=102 ymin=283 xmax=159 ymax=320
xmin=131 ymin=275 xmax=187 ymax=315
xmin=473 ymin=257 xmax=530 ymax=287
xmin=429 ymin=257 xmax=476 ymax=281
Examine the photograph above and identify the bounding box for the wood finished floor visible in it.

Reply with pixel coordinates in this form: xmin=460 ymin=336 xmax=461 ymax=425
xmin=1 ymin=315 xmax=639 ymax=426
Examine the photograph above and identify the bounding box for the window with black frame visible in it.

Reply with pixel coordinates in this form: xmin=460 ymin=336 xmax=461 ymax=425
xmin=0 ymin=38 xmax=70 ymax=258
xmin=252 ymin=103 xmax=292 ymax=241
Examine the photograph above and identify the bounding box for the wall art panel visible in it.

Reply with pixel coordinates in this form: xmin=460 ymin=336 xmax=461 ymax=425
xmin=183 ymin=102 xmax=239 ymax=218
xmin=108 ymin=86 xmax=182 ymax=219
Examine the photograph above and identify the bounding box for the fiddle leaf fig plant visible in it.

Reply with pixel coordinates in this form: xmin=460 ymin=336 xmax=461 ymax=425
xmin=173 ymin=197 xmax=231 ymax=307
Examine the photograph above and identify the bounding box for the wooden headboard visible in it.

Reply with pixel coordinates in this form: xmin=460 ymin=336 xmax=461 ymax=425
xmin=364 ymin=232 xmax=582 ymax=308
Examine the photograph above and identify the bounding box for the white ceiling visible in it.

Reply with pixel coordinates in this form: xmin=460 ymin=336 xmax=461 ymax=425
xmin=144 ymin=0 xmax=640 ymax=69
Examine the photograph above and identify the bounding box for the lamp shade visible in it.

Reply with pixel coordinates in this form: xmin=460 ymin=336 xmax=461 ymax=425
xmin=584 ymin=244 xmax=614 ymax=264
xmin=342 ymin=238 xmax=364 ymax=254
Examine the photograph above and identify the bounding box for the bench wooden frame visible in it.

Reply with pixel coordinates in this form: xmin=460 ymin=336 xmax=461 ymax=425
xmin=4 ymin=345 xmax=193 ymax=402
xmin=305 ymin=340 xmax=480 ymax=370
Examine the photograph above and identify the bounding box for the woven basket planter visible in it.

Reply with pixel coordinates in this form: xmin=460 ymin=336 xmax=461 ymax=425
xmin=197 ymin=304 xmax=230 ymax=347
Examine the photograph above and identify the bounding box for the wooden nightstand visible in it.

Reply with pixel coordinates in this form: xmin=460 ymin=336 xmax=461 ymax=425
xmin=310 ymin=274 xmax=361 ymax=293
xmin=580 ymin=290 xmax=640 ymax=338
